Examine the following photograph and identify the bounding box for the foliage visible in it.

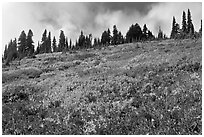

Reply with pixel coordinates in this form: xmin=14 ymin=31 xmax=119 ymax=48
xmin=2 ymin=67 xmax=42 ymax=83
xmin=2 ymin=38 xmax=202 ymax=135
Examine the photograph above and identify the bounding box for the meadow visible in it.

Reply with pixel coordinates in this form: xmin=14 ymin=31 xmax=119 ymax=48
xmin=2 ymin=38 xmax=202 ymax=135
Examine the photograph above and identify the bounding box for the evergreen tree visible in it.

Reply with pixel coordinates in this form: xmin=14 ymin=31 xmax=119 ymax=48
xmin=88 ymin=34 xmax=92 ymax=48
xmin=199 ymin=20 xmax=202 ymax=36
xmin=93 ymin=38 xmax=98 ymax=47
xmin=18 ymin=30 xmax=27 ymax=58
xmin=35 ymin=41 xmax=40 ymax=54
xmin=5 ymin=40 xmax=13 ymax=65
xmin=158 ymin=26 xmax=163 ymax=39
xmin=112 ymin=25 xmax=119 ymax=45
xmin=126 ymin=23 xmax=142 ymax=43
xmin=52 ymin=36 xmax=57 ymax=52
xmin=147 ymin=30 xmax=154 ymax=40
xmin=78 ymin=31 xmax=85 ymax=49
xmin=41 ymin=29 xmax=47 ymax=53
xmin=59 ymin=30 xmax=66 ymax=52
xmin=182 ymin=11 xmax=187 ymax=34
xmin=65 ymin=37 xmax=69 ymax=52
xmin=6 ymin=39 xmax=18 ymax=65
xmin=107 ymin=28 xmax=111 ymax=45
xmin=47 ymin=31 xmax=52 ymax=53
xmin=12 ymin=38 xmax=18 ymax=58
xmin=187 ymin=9 xmax=194 ymax=35
xmin=27 ymin=29 xmax=34 ymax=56
xmin=75 ymin=40 xmax=78 ymax=49
xmin=97 ymin=38 xmax=101 ymax=46
xmin=170 ymin=16 xmax=177 ymax=39
xmin=101 ymin=30 xmax=109 ymax=45
xmin=142 ymin=24 xmax=148 ymax=40
xmin=118 ymin=31 xmax=124 ymax=44
xmin=69 ymin=39 xmax=72 ymax=49
xmin=3 ymin=45 xmax=8 ymax=60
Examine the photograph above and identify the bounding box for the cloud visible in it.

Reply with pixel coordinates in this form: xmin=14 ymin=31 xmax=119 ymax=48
xmin=2 ymin=2 xmax=202 ymax=50
xmin=142 ymin=2 xmax=202 ymax=36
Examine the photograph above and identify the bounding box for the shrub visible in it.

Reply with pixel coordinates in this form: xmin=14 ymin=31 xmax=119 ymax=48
xmin=2 ymin=67 xmax=42 ymax=83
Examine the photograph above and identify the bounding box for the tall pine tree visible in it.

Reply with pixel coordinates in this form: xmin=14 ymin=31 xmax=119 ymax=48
xmin=41 ymin=29 xmax=47 ymax=53
xmin=142 ymin=24 xmax=148 ymax=40
xmin=3 ymin=45 xmax=8 ymax=61
xmin=187 ymin=9 xmax=194 ymax=35
xmin=69 ymin=39 xmax=72 ymax=50
xmin=65 ymin=37 xmax=69 ymax=52
xmin=47 ymin=31 xmax=52 ymax=53
xmin=112 ymin=25 xmax=119 ymax=45
xmin=182 ymin=11 xmax=187 ymax=34
xmin=59 ymin=30 xmax=66 ymax=52
xmin=170 ymin=16 xmax=177 ymax=39
xmin=18 ymin=30 xmax=27 ymax=58
xmin=27 ymin=29 xmax=34 ymax=56
xmin=52 ymin=36 xmax=57 ymax=52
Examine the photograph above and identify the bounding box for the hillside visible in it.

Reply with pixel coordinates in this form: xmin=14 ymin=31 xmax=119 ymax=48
xmin=2 ymin=38 xmax=202 ymax=135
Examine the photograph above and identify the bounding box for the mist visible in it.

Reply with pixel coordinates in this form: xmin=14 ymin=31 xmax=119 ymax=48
xmin=2 ymin=2 xmax=202 ymax=49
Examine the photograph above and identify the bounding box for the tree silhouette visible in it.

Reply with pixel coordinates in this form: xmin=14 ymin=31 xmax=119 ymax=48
xmin=41 ymin=29 xmax=47 ymax=53
xmin=47 ymin=31 xmax=52 ymax=53
xmin=112 ymin=25 xmax=119 ymax=45
xmin=58 ymin=30 xmax=66 ymax=52
xmin=18 ymin=30 xmax=27 ymax=58
xmin=78 ymin=31 xmax=85 ymax=49
xmin=126 ymin=23 xmax=142 ymax=43
xmin=187 ymin=9 xmax=194 ymax=36
xmin=52 ymin=36 xmax=57 ymax=52
xmin=27 ymin=29 xmax=35 ymax=56
xmin=158 ymin=26 xmax=163 ymax=39
xmin=69 ymin=39 xmax=72 ymax=50
xmin=170 ymin=16 xmax=177 ymax=39
xmin=3 ymin=45 xmax=8 ymax=61
xmin=142 ymin=24 xmax=148 ymax=40
xmin=182 ymin=11 xmax=187 ymax=34
xmin=5 ymin=39 xmax=18 ymax=65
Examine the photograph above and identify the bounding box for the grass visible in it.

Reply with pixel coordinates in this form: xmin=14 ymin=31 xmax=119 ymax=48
xmin=2 ymin=67 xmax=42 ymax=83
xmin=2 ymin=38 xmax=202 ymax=135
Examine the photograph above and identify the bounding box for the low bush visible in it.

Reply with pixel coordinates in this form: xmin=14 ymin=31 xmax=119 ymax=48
xmin=2 ymin=67 xmax=42 ymax=83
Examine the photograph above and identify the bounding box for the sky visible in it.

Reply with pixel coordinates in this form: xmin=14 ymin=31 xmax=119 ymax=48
xmin=2 ymin=2 xmax=202 ymax=49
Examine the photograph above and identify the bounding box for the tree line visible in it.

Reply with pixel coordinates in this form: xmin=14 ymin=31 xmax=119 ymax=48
xmin=3 ymin=8 xmax=202 ymax=65
xmin=170 ymin=9 xmax=202 ymax=39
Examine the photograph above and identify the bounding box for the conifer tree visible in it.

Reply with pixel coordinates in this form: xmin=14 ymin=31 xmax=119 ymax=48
xmin=59 ymin=30 xmax=66 ymax=52
xmin=118 ymin=31 xmax=124 ymax=44
xmin=126 ymin=23 xmax=142 ymax=43
xmin=93 ymin=38 xmax=98 ymax=47
xmin=107 ymin=28 xmax=111 ymax=45
xmin=41 ymin=29 xmax=47 ymax=53
xmin=52 ymin=36 xmax=57 ymax=52
xmin=78 ymin=31 xmax=85 ymax=49
xmin=35 ymin=41 xmax=40 ymax=54
xmin=27 ymin=29 xmax=34 ymax=56
xmin=158 ymin=26 xmax=163 ymax=39
xmin=142 ymin=24 xmax=148 ymax=40
xmin=112 ymin=25 xmax=119 ymax=45
xmin=182 ymin=11 xmax=187 ymax=34
xmin=65 ymin=37 xmax=69 ymax=52
xmin=47 ymin=31 xmax=52 ymax=53
xmin=187 ymin=9 xmax=194 ymax=35
xmin=101 ymin=30 xmax=108 ymax=45
xmin=170 ymin=16 xmax=177 ymax=39
xmin=18 ymin=30 xmax=27 ymax=58
xmin=199 ymin=20 xmax=202 ymax=36
xmin=6 ymin=39 xmax=18 ymax=65
xmin=69 ymin=39 xmax=72 ymax=49
xmin=3 ymin=45 xmax=8 ymax=60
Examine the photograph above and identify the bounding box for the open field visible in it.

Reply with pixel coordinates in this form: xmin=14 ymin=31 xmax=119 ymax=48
xmin=2 ymin=38 xmax=202 ymax=135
